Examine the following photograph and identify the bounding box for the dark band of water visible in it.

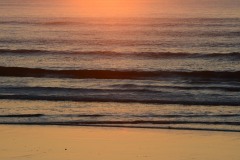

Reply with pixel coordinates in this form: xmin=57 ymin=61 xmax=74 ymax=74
xmin=1 ymin=66 xmax=240 ymax=80
xmin=1 ymin=49 xmax=240 ymax=59
xmin=0 ymin=95 xmax=240 ymax=106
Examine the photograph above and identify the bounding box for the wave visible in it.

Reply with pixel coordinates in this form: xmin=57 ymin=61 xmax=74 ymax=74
xmin=0 ymin=87 xmax=163 ymax=94
xmin=0 ymin=114 xmax=44 ymax=117
xmin=1 ymin=86 xmax=240 ymax=106
xmin=0 ymin=120 xmax=239 ymax=125
xmin=1 ymin=122 xmax=239 ymax=132
xmin=0 ymin=49 xmax=51 ymax=54
xmin=51 ymin=120 xmax=240 ymax=125
xmin=0 ymin=114 xmax=107 ymax=118
xmin=1 ymin=49 xmax=240 ymax=59
xmin=0 ymin=66 xmax=240 ymax=80
xmin=0 ymin=95 xmax=240 ymax=106
xmin=0 ymin=120 xmax=240 ymax=129
xmin=0 ymin=113 xmax=239 ymax=119
xmin=2 ymin=114 xmax=239 ymax=119
xmin=111 ymin=84 xmax=240 ymax=92
xmin=136 ymin=114 xmax=240 ymax=118
xmin=3 ymin=85 xmax=240 ymax=94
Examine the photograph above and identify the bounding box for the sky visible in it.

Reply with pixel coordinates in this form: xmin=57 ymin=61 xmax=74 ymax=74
xmin=0 ymin=0 xmax=239 ymax=18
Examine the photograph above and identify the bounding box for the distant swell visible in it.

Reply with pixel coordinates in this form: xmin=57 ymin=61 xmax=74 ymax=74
xmin=0 ymin=66 xmax=240 ymax=80
xmin=1 ymin=18 xmax=239 ymax=27
xmin=0 ymin=49 xmax=240 ymax=59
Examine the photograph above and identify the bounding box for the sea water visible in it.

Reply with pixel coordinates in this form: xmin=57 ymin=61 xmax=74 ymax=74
xmin=0 ymin=0 xmax=240 ymax=131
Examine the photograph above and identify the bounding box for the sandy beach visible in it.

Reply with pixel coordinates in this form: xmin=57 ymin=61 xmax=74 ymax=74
xmin=0 ymin=125 xmax=239 ymax=160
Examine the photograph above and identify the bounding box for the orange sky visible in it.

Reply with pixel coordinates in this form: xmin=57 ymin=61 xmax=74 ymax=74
xmin=51 ymin=0 xmax=240 ymax=17
xmin=59 ymin=0 xmax=146 ymax=17
xmin=1 ymin=0 xmax=239 ymax=18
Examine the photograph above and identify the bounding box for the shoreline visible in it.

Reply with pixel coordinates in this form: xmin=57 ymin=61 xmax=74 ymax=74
xmin=1 ymin=125 xmax=240 ymax=160
xmin=0 ymin=123 xmax=240 ymax=133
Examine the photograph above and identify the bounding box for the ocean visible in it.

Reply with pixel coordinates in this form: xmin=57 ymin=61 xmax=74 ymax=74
xmin=0 ymin=0 xmax=240 ymax=132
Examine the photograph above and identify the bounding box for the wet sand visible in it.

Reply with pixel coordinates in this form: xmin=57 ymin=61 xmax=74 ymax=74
xmin=0 ymin=125 xmax=240 ymax=160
